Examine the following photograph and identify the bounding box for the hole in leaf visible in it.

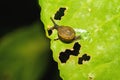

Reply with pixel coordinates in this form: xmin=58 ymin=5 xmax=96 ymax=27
xmin=65 ymin=49 xmax=72 ymax=55
xmin=73 ymin=42 xmax=81 ymax=51
xmin=71 ymin=42 xmax=81 ymax=56
xmin=78 ymin=57 xmax=83 ymax=64
xmin=59 ymin=42 xmax=81 ymax=63
xmin=59 ymin=51 xmax=70 ymax=63
xmin=54 ymin=7 xmax=66 ymax=20
xmin=82 ymin=54 xmax=90 ymax=61
xmin=48 ymin=29 xmax=53 ymax=36
xmin=78 ymin=54 xmax=91 ymax=64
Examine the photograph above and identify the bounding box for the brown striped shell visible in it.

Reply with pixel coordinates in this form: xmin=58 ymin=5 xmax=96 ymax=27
xmin=50 ymin=17 xmax=76 ymax=43
xmin=57 ymin=26 xmax=75 ymax=43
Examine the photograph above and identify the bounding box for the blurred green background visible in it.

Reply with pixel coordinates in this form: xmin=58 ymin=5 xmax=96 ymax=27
xmin=0 ymin=0 xmax=62 ymax=80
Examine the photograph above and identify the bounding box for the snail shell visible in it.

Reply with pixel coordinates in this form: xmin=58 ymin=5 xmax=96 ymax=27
xmin=50 ymin=17 xmax=76 ymax=43
xmin=57 ymin=26 xmax=75 ymax=43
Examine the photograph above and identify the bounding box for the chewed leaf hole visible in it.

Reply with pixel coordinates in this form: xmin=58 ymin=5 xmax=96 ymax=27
xmin=59 ymin=50 xmax=71 ymax=63
xmin=78 ymin=57 xmax=83 ymax=64
xmin=59 ymin=42 xmax=81 ymax=63
xmin=73 ymin=42 xmax=81 ymax=51
xmin=54 ymin=7 xmax=66 ymax=20
xmin=82 ymin=54 xmax=90 ymax=61
xmin=72 ymin=42 xmax=81 ymax=56
xmin=48 ymin=29 xmax=53 ymax=36
xmin=78 ymin=54 xmax=91 ymax=64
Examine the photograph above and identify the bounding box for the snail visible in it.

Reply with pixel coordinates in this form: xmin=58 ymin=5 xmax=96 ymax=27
xmin=49 ymin=17 xmax=80 ymax=43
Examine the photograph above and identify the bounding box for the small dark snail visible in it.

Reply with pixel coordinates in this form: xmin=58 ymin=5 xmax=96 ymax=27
xmin=49 ymin=17 xmax=80 ymax=43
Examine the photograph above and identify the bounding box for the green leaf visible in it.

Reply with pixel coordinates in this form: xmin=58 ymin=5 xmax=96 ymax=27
xmin=0 ymin=22 xmax=49 ymax=80
xmin=39 ymin=0 xmax=120 ymax=80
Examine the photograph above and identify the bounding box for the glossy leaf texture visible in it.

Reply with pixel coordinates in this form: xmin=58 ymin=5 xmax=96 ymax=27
xmin=39 ymin=0 xmax=120 ymax=80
